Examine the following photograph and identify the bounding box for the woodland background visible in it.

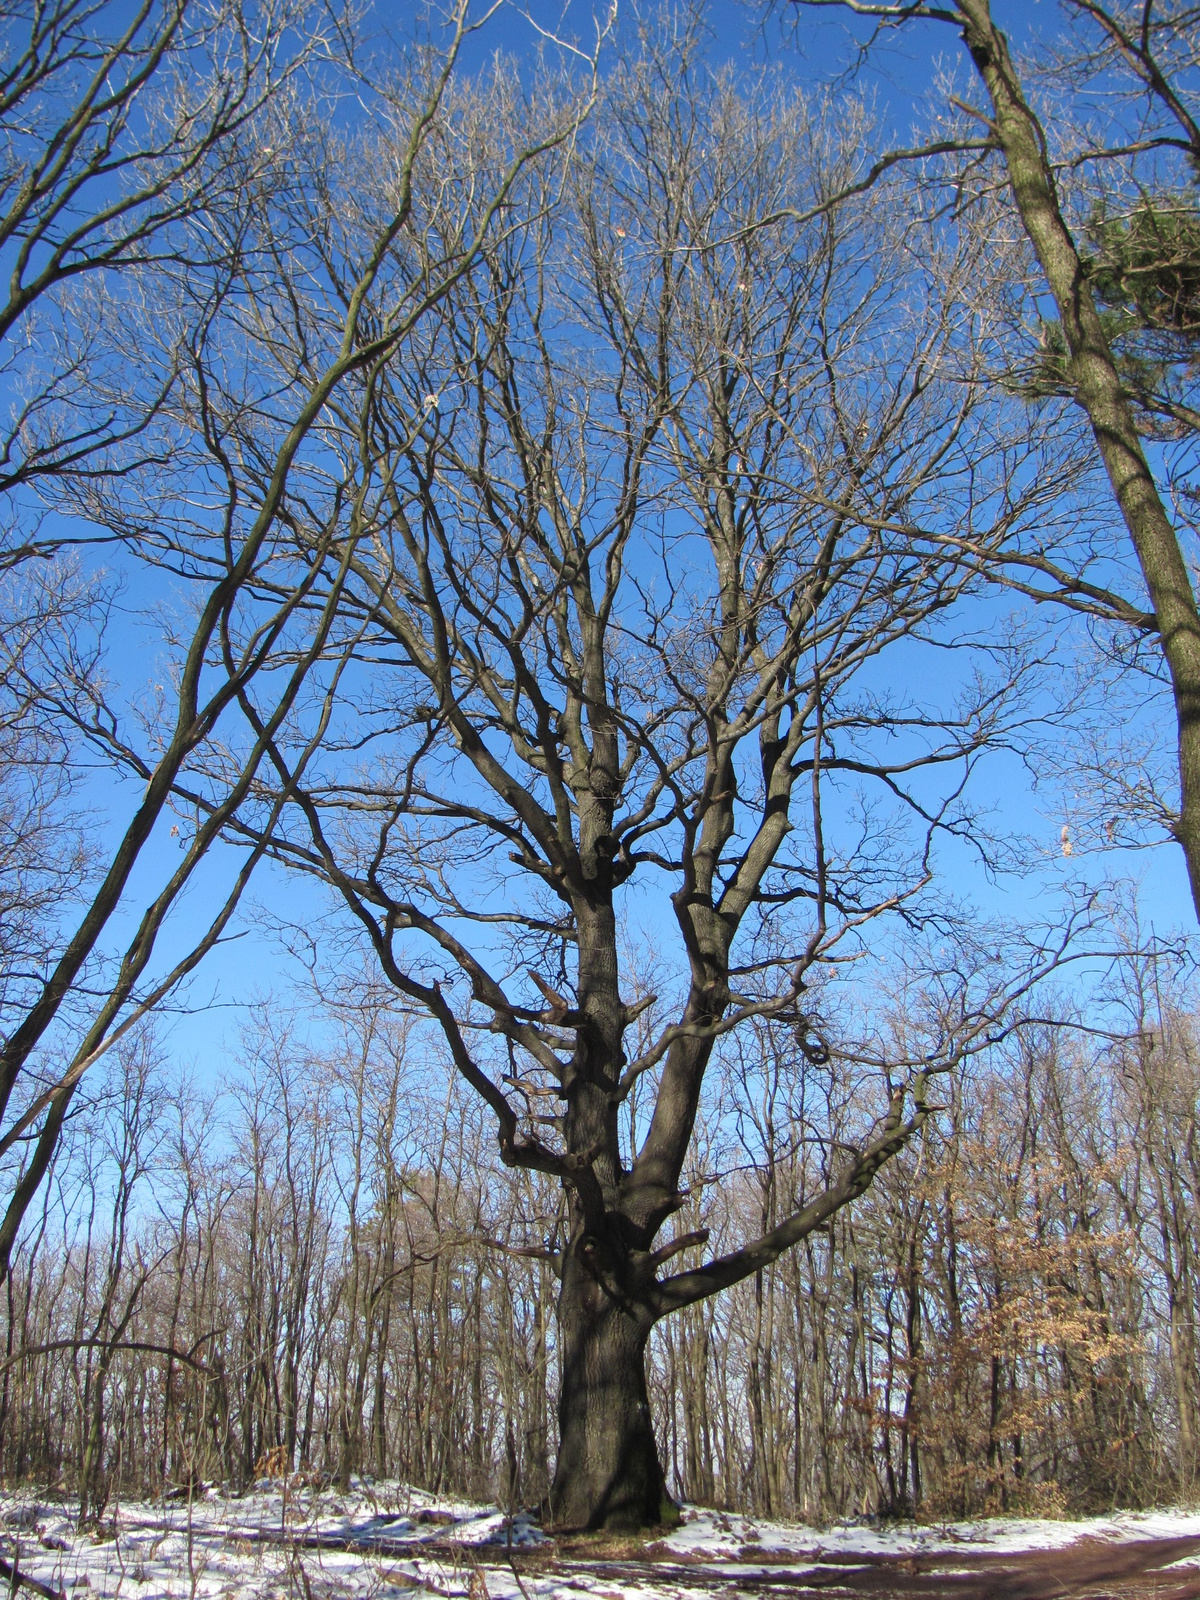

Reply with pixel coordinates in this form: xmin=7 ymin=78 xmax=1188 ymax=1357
xmin=6 ymin=945 xmax=1198 ymax=1528
xmin=3 ymin=0 xmax=1200 ymax=1537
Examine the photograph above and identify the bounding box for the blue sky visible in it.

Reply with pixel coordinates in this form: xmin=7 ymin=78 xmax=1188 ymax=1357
xmin=36 ymin=0 xmax=1200 ymax=1098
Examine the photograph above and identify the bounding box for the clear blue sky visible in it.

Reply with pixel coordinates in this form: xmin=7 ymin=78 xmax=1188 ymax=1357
xmin=62 ymin=0 xmax=1200 ymax=1092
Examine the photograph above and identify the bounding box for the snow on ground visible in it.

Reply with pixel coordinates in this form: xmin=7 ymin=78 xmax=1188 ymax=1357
xmin=0 ymin=1483 xmax=696 ymax=1600
xmin=2 ymin=1483 xmax=1200 ymax=1599
xmin=657 ymin=1502 xmax=1200 ymax=1562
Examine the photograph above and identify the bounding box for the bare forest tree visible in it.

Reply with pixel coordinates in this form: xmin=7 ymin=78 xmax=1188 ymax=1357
xmin=134 ymin=33 xmax=1104 ymax=1527
xmin=0 ymin=1 xmax=596 ymax=1286
xmin=5 ymin=0 xmax=1184 ymax=1537
xmin=786 ymin=0 xmax=1200 ymax=916
xmin=2 ymin=957 xmax=1199 ymax=1526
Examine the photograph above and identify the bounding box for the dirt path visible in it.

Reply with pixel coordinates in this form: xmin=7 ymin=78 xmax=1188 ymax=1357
xmin=543 ymin=1534 xmax=1200 ymax=1600
xmin=114 ymin=1516 xmax=1200 ymax=1600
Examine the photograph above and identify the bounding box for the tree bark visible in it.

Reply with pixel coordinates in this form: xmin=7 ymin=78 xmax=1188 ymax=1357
xmin=957 ymin=0 xmax=1200 ymax=919
xmin=548 ymin=1245 xmax=673 ymax=1531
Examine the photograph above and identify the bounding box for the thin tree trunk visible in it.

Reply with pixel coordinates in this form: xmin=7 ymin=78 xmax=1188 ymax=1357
xmin=958 ymin=0 xmax=1200 ymax=917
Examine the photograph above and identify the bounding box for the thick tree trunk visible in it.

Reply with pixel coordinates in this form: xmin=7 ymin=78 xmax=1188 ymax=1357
xmin=548 ymin=1248 xmax=673 ymax=1531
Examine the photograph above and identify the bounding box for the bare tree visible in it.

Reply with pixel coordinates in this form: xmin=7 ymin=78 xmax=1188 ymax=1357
xmin=2 ymin=935 xmax=1197 ymax=1518
xmin=785 ymin=0 xmax=1200 ymax=918
xmin=197 ymin=37 xmax=1084 ymax=1528
xmin=0 ymin=0 xmax=322 ymax=512
xmin=0 ymin=1 xmax=596 ymax=1283
xmin=0 ymin=0 xmax=335 ymax=1061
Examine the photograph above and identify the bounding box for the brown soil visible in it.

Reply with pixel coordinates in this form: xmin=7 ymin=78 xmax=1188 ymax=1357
xmin=149 ymin=1515 xmax=1200 ymax=1598
xmin=542 ymin=1532 xmax=1200 ymax=1599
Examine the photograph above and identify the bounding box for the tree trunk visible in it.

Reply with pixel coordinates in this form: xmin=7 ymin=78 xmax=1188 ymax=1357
xmin=958 ymin=0 xmax=1200 ymax=920
xmin=548 ymin=1248 xmax=673 ymax=1531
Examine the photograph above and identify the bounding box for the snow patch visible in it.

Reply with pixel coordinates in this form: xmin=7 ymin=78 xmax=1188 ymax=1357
xmin=2 ymin=1486 xmax=1200 ymax=1599
xmin=658 ymin=1502 xmax=1200 ymax=1561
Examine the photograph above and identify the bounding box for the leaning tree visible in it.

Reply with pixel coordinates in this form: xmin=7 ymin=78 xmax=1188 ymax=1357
xmin=0 ymin=0 xmax=598 ymax=1284
xmin=192 ymin=40 xmax=1081 ymax=1527
xmin=786 ymin=0 xmax=1200 ymax=917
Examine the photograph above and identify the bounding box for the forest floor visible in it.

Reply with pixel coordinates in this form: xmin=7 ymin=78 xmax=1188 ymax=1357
xmin=3 ymin=1482 xmax=1200 ymax=1600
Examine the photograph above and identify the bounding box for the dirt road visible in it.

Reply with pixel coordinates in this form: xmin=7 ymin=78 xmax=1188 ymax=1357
xmin=541 ymin=1534 xmax=1200 ymax=1600
xmin=191 ymin=1514 xmax=1200 ymax=1600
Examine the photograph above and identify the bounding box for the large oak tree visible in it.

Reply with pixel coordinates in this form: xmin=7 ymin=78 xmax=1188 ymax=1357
xmin=201 ymin=38 xmax=1082 ymax=1527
